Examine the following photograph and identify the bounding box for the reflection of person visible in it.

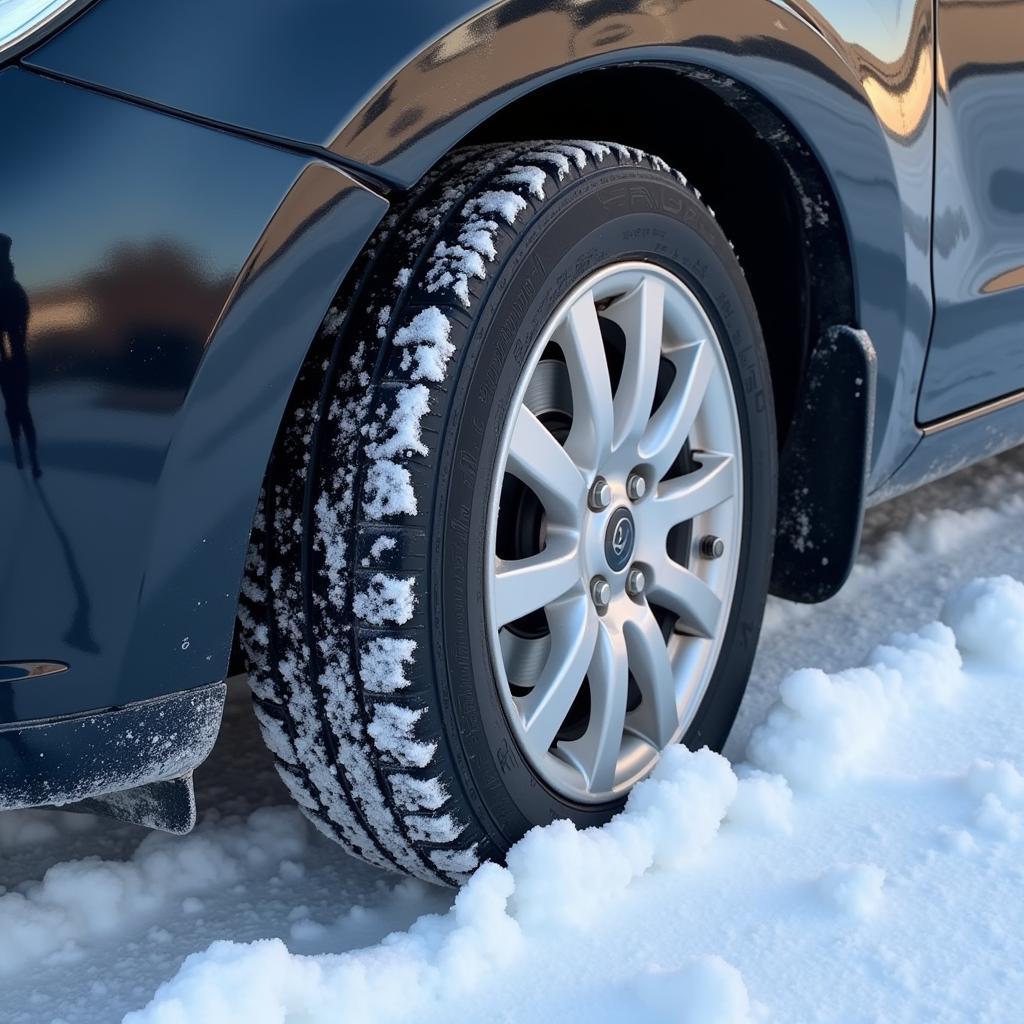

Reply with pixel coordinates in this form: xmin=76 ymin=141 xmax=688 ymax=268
xmin=0 ymin=234 xmax=41 ymax=478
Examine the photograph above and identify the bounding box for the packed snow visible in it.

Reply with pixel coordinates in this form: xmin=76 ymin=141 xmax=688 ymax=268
xmin=2 ymin=445 xmax=1024 ymax=1023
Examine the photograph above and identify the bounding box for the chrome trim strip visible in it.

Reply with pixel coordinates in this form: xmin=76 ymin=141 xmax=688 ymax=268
xmin=0 ymin=660 xmax=69 ymax=681
xmin=920 ymin=388 xmax=1024 ymax=435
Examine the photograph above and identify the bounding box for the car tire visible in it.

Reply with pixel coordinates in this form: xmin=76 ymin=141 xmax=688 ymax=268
xmin=238 ymin=140 xmax=777 ymax=885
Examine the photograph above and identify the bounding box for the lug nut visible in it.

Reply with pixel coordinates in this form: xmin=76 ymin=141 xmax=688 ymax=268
xmin=626 ymin=472 xmax=647 ymax=501
xmin=588 ymin=477 xmax=612 ymax=511
xmin=626 ymin=567 xmax=646 ymax=597
xmin=700 ymin=534 xmax=725 ymax=560
xmin=590 ymin=575 xmax=612 ymax=612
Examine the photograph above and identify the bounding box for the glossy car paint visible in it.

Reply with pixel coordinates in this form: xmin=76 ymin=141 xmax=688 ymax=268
xmin=1 ymin=0 xmax=1022 ymax=804
xmin=920 ymin=0 xmax=1024 ymax=422
xmin=0 ymin=68 xmax=385 ymax=730
xmin=28 ymin=0 xmax=949 ymax=492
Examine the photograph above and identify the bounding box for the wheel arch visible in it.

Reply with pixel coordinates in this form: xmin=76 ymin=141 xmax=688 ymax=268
xmin=323 ymin=0 xmax=931 ymax=601
xmin=225 ymin=0 xmax=933 ymax=676
xmin=461 ymin=63 xmax=857 ymax=445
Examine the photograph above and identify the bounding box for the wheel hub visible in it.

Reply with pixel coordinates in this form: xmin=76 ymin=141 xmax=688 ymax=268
xmin=486 ymin=263 xmax=743 ymax=803
xmin=603 ymin=507 xmax=635 ymax=573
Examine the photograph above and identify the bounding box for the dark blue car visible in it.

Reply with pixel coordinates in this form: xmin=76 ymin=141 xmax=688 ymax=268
xmin=2 ymin=0 xmax=1022 ymax=884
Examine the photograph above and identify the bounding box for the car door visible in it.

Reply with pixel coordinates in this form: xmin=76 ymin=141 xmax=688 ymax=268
xmin=919 ymin=0 xmax=1024 ymax=423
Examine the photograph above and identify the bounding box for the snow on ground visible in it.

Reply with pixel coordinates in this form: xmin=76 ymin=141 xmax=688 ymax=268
xmin=2 ymin=446 xmax=1024 ymax=1024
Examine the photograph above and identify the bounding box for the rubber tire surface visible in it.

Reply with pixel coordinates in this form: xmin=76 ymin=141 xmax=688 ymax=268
xmin=238 ymin=141 xmax=777 ymax=886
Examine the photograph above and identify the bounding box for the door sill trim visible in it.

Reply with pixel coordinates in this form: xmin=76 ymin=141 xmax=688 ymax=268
xmin=920 ymin=387 xmax=1024 ymax=435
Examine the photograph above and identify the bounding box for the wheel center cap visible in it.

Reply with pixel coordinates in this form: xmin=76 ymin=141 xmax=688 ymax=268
xmin=604 ymin=507 xmax=636 ymax=572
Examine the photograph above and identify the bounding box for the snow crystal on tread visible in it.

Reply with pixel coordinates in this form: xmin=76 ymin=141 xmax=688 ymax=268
xmin=359 ymin=637 xmax=417 ymax=693
xmin=423 ymin=189 xmax=528 ymax=306
xmin=430 ymin=845 xmax=480 ymax=876
xmin=362 ymin=460 xmax=417 ymax=519
xmin=405 ymin=813 xmax=465 ymax=844
xmin=521 ymin=150 xmax=572 ymax=179
xmin=499 ymin=166 xmax=547 ymax=199
xmin=393 ymin=307 xmax=455 ymax=382
xmin=369 ymin=535 xmax=397 ymax=559
xmin=252 ymin=703 xmax=297 ymax=765
xmin=353 ymin=574 xmax=416 ymax=626
xmin=367 ymin=704 xmax=437 ymax=768
xmin=363 ymin=385 xmax=431 ymax=460
xmin=390 ymin=773 xmax=449 ymax=813
xmin=547 ymin=143 xmax=589 ymax=170
xmin=567 ymin=139 xmax=611 ymax=162
xmin=275 ymin=763 xmax=319 ymax=812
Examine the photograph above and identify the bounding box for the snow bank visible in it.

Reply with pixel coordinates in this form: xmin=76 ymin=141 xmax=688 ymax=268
xmin=942 ymin=574 xmax=1024 ymax=670
xmin=746 ymin=622 xmax=963 ymax=789
xmin=125 ymin=746 xmax=744 ymax=1024
xmin=73 ymin=573 xmax=1024 ymax=1022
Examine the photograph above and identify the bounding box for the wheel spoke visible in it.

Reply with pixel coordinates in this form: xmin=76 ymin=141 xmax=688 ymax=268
xmin=561 ymin=621 xmax=628 ymax=793
xmin=648 ymin=561 xmax=722 ymax=639
xmin=517 ymin=598 xmax=599 ymax=760
xmin=559 ymin=290 xmax=614 ymax=471
xmin=606 ymin=277 xmax=665 ymax=453
xmin=639 ymin=339 xmax=714 ymax=480
xmin=507 ymin=403 xmax=586 ymax=523
xmin=644 ymin=453 xmax=735 ymax=541
xmin=624 ymin=608 xmax=679 ymax=749
xmin=493 ymin=533 xmax=580 ymax=627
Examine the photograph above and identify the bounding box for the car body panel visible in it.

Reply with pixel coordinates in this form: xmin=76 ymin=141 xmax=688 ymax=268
xmin=918 ymin=0 xmax=1024 ymax=423
xmin=27 ymin=0 xmax=936 ymax=494
xmin=0 ymin=68 xmax=386 ymax=728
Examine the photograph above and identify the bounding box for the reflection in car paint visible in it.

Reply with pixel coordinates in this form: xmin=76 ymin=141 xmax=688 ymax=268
xmin=0 ymin=234 xmax=41 ymax=478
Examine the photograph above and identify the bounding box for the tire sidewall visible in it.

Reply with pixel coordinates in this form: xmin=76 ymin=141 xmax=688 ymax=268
xmin=434 ymin=168 xmax=776 ymax=848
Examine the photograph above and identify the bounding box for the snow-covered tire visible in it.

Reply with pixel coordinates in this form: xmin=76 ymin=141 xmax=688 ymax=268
xmin=238 ymin=141 xmax=776 ymax=885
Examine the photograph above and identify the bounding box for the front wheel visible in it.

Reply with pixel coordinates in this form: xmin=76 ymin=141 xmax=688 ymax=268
xmin=239 ymin=141 xmax=777 ymax=885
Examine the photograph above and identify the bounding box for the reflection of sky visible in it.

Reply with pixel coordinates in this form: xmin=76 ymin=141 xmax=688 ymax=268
xmin=0 ymin=0 xmax=72 ymax=47
xmin=773 ymin=0 xmax=919 ymax=65
xmin=4 ymin=69 xmax=301 ymax=293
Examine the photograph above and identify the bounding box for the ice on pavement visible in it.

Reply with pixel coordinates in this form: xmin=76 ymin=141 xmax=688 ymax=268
xmin=2 ymin=449 xmax=1024 ymax=1024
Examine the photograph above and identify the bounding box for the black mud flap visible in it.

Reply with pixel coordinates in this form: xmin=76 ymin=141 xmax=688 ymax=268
xmin=771 ymin=325 xmax=877 ymax=603
xmin=70 ymin=773 xmax=198 ymax=835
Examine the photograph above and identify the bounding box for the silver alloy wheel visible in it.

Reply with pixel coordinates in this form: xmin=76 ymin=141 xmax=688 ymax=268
xmin=485 ymin=262 xmax=743 ymax=803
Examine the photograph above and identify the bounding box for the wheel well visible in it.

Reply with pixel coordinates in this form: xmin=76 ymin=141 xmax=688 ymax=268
xmin=464 ymin=63 xmax=857 ymax=442
xmin=229 ymin=65 xmax=862 ymax=673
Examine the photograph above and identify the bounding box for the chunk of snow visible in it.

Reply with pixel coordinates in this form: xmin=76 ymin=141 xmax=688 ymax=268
xmin=352 ymin=574 xmax=415 ymax=626
xmin=941 ymin=575 xmax=1024 ymax=670
xmin=368 ymin=534 xmax=397 ymax=561
xmin=746 ymin=622 xmax=962 ymax=789
xmin=499 ymin=165 xmax=547 ymax=198
xmin=364 ymin=385 xmax=431 ymax=461
xmin=727 ymin=770 xmax=793 ymax=835
xmin=366 ymin=703 xmax=436 ymax=768
xmin=359 ymin=637 xmax=416 ymax=694
xmin=362 ymin=459 xmax=417 ymax=519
